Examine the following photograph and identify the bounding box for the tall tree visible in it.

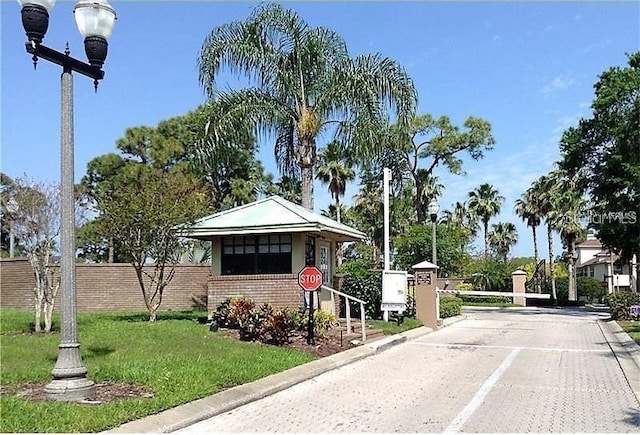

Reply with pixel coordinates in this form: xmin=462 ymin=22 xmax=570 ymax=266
xmin=198 ymin=3 xmax=416 ymax=210
xmin=175 ymin=103 xmax=269 ymax=210
xmin=530 ymin=174 xmax=558 ymax=302
xmin=81 ymin=126 xmax=210 ymax=321
xmin=97 ymin=166 xmax=208 ymax=321
xmin=316 ymin=141 xmax=356 ymax=267
xmin=441 ymin=201 xmax=478 ymax=250
xmin=489 ymin=222 xmax=519 ymax=263
xmin=548 ymin=169 xmax=588 ymax=302
xmin=352 ymin=182 xmax=384 ymax=264
xmin=264 ymin=175 xmax=302 ymax=204
xmin=559 ymin=51 xmax=640 ymax=290
xmin=468 ymin=184 xmax=505 ymax=259
xmin=514 ymin=188 xmax=543 ymax=291
xmin=316 ymin=141 xmax=355 ymax=224
xmin=388 ymin=114 xmax=495 ymax=223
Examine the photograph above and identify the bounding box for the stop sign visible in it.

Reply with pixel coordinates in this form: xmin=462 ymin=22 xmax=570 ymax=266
xmin=298 ymin=266 xmax=323 ymax=292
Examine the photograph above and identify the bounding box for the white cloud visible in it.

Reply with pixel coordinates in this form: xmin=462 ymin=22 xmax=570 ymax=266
xmin=540 ymin=74 xmax=574 ymax=96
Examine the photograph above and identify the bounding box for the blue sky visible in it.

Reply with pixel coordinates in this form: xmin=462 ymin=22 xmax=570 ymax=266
xmin=2 ymin=1 xmax=639 ymax=259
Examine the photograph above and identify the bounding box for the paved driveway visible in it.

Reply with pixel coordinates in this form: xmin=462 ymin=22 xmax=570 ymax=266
xmin=177 ymin=307 xmax=640 ymax=433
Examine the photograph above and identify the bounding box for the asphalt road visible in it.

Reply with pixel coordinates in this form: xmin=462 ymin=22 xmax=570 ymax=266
xmin=176 ymin=307 xmax=640 ymax=433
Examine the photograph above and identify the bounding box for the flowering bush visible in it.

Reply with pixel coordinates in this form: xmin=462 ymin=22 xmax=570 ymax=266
xmin=212 ymin=298 xmax=305 ymax=345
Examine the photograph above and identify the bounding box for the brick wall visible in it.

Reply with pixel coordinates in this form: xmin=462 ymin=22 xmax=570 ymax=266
xmin=207 ymin=273 xmax=303 ymax=316
xmin=0 ymin=258 xmax=210 ymax=313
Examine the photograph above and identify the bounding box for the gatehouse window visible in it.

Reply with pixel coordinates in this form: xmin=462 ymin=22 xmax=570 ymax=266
xmin=221 ymin=234 xmax=292 ymax=275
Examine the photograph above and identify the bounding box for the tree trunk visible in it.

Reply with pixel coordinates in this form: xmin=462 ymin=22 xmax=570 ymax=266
xmin=43 ymin=268 xmax=59 ymax=332
xmin=34 ymin=292 xmax=43 ymax=333
xmin=532 ymin=226 xmax=541 ymax=293
xmin=547 ymin=224 xmax=557 ymax=303
xmin=108 ymin=237 xmax=114 ymax=263
xmin=567 ymin=238 xmax=577 ymax=301
xmin=30 ymin=253 xmax=44 ymax=332
xmin=335 ymin=197 xmax=343 ymax=267
xmin=301 ymin=165 xmax=313 ymax=210
xmin=483 ymin=219 xmax=490 ymax=259
xmin=633 ymin=252 xmax=639 ymax=293
xmin=415 ymin=180 xmax=426 ymax=225
xmin=298 ymin=137 xmax=316 ymax=211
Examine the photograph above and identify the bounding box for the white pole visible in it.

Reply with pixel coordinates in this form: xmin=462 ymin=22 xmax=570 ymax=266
xmin=383 ymin=168 xmax=391 ymax=322
xmin=383 ymin=168 xmax=391 ymax=271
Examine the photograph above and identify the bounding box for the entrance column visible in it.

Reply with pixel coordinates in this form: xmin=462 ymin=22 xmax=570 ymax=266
xmin=511 ymin=270 xmax=527 ymax=306
xmin=413 ymin=261 xmax=439 ymax=330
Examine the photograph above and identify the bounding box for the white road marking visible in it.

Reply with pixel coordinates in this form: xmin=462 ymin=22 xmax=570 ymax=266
xmin=410 ymin=341 xmax=610 ymax=354
xmin=444 ymin=348 xmax=521 ymax=434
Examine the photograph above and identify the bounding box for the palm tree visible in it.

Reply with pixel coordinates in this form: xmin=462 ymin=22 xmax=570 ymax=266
xmin=272 ymin=176 xmax=302 ymax=204
xmin=198 ymin=4 xmax=416 ymax=210
xmin=548 ymin=169 xmax=587 ymax=301
xmin=489 ymin=222 xmax=518 ymax=262
xmin=529 ymin=174 xmax=557 ymax=301
xmin=441 ymin=201 xmax=478 ymax=250
xmin=353 ymin=183 xmax=384 ymax=264
xmin=315 ymin=141 xmax=355 ymax=224
xmin=514 ymin=188 xmax=543 ymax=291
xmin=417 ymin=173 xmax=444 ymax=221
xmin=316 ymin=141 xmax=355 ymax=267
xmin=468 ymin=184 xmax=505 ymax=259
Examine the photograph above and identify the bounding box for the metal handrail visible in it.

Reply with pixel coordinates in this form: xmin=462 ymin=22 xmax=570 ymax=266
xmin=320 ymin=284 xmax=367 ymax=342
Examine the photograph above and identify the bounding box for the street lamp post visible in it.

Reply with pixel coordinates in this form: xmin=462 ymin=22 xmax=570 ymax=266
xmin=18 ymin=0 xmax=116 ymax=402
xmin=428 ymin=199 xmax=439 ymax=267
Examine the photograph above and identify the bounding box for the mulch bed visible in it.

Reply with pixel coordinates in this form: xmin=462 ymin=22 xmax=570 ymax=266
xmin=0 ymin=382 xmax=153 ymax=404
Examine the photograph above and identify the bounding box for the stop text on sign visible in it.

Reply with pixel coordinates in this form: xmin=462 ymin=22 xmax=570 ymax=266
xmin=298 ymin=266 xmax=323 ymax=292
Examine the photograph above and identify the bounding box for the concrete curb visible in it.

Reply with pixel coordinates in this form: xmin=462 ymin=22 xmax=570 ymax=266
xmin=106 ymin=324 xmax=437 ymax=433
xmin=598 ymin=319 xmax=640 ymax=404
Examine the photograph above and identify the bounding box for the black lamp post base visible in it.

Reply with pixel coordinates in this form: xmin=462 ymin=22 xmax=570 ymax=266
xmin=44 ymin=378 xmax=96 ymax=402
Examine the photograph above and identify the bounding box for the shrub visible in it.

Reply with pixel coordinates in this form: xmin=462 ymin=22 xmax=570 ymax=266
xmin=577 ymin=277 xmax=607 ymax=303
xmin=211 ymin=298 xmax=233 ymax=329
xmin=545 ymin=277 xmax=606 ymax=304
xmin=606 ymin=291 xmax=640 ymax=320
xmin=455 ymin=283 xmax=474 ymax=291
xmin=470 ymin=259 xmax=510 ymax=291
xmin=341 ymin=270 xmax=382 ymax=319
xmin=237 ymin=302 xmax=268 ymax=341
xmin=440 ymin=296 xmax=462 ymax=318
xmin=458 ymin=295 xmax=511 ymax=304
xmin=261 ymin=307 xmax=299 ymax=345
xmin=227 ymin=297 xmax=255 ymax=329
xmin=545 ymin=277 xmax=568 ymax=302
xmin=313 ymin=310 xmax=340 ymax=338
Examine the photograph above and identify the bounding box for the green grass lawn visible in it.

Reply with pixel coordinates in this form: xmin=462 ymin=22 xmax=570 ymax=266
xmin=618 ymin=320 xmax=640 ymax=344
xmin=0 ymin=309 xmax=315 ymax=433
xmin=367 ymin=317 xmax=423 ymax=335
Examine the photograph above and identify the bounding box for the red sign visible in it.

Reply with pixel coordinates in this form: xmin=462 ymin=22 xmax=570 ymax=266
xmin=298 ymin=266 xmax=323 ymax=292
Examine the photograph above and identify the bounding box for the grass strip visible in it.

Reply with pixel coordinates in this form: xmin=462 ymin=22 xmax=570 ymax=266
xmin=0 ymin=309 xmax=314 ymax=433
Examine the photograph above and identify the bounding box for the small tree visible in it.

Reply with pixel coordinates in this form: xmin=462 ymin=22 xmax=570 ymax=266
xmin=98 ymin=167 xmax=208 ymax=321
xmin=7 ymin=177 xmax=60 ymax=332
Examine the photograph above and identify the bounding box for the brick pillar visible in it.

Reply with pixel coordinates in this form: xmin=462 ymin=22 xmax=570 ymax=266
xmin=413 ymin=261 xmax=439 ymax=330
xmin=512 ymin=270 xmax=527 ymax=306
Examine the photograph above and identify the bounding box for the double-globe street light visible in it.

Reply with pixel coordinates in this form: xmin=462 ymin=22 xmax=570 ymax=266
xmin=18 ymin=0 xmax=117 ymax=402
xmin=428 ymin=198 xmax=439 ymax=267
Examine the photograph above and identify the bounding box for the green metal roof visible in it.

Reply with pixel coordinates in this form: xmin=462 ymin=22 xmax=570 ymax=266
xmin=178 ymin=196 xmax=366 ymax=242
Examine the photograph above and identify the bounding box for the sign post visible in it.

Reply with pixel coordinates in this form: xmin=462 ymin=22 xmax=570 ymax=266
xmin=298 ymin=266 xmax=323 ymax=344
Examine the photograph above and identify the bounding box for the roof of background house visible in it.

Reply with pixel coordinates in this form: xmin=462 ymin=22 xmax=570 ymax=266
xmin=576 ymin=238 xmax=603 ymax=248
xmin=177 ymin=195 xmax=366 ymax=243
